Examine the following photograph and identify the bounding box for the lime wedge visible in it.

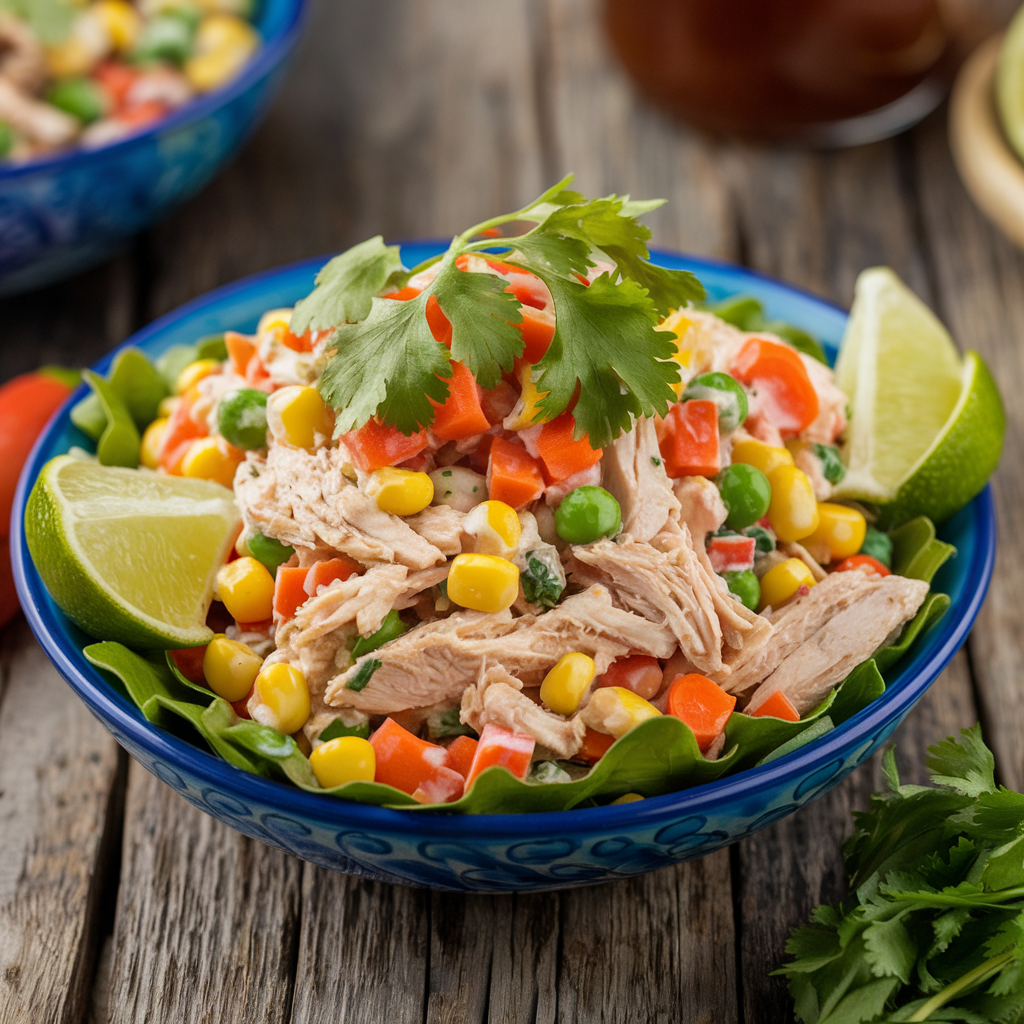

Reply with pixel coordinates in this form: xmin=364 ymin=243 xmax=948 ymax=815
xmin=833 ymin=268 xmax=1004 ymax=527
xmin=25 ymin=455 xmax=240 ymax=648
xmin=997 ymin=5 xmax=1024 ymax=164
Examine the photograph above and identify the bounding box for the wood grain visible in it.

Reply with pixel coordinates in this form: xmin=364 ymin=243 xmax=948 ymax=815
xmin=104 ymin=764 xmax=301 ymax=1024
xmin=0 ymin=623 xmax=122 ymax=1024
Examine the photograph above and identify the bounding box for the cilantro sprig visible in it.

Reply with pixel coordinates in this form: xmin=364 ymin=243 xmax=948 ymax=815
xmin=300 ymin=175 xmax=704 ymax=448
xmin=778 ymin=726 xmax=1024 ymax=1023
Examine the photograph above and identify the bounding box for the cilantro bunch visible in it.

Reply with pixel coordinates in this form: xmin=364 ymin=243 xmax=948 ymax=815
xmin=779 ymin=726 xmax=1024 ymax=1023
xmin=292 ymin=175 xmax=704 ymax=449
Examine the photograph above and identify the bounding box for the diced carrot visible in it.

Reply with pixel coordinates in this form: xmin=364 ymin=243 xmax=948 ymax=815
xmin=659 ymin=399 xmax=720 ymax=478
xmin=707 ymin=535 xmax=756 ymax=573
xmin=750 ymin=690 xmax=801 ymax=722
xmin=225 ymin=331 xmax=256 ymax=377
xmin=370 ymin=718 xmax=465 ymax=803
xmin=464 ymin=723 xmax=535 ymax=789
xmin=578 ymin=727 xmax=615 ymax=764
xmin=425 ymin=294 xmax=453 ymax=346
xmin=160 ymin=392 xmax=205 ymax=473
xmin=731 ymin=337 xmax=819 ymax=437
xmin=94 ymin=62 xmax=139 ymax=110
xmin=487 ymin=436 xmax=545 ymax=508
xmin=518 ymin=307 xmax=555 ymax=362
xmin=342 ymin=419 xmax=429 ymax=472
xmin=429 ymin=361 xmax=490 ymax=441
xmin=170 ymin=646 xmax=207 ymax=685
xmin=281 ymin=327 xmax=314 ymax=353
xmin=535 ymin=412 xmax=602 ymax=483
xmin=273 ymin=566 xmax=310 ymax=621
xmin=666 ymin=673 xmax=737 ymax=754
xmin=834 ymin=554 xmax=891 ymax=577
xmin=118 ymin=100 xmax=168 ymax=130
xmin=595 ymin=655 xmax=662 ymax=701
xmin=303 ymin=557 xmax=360 ymax=597
xmin=447 ymin=734 xmax=479 ymax=779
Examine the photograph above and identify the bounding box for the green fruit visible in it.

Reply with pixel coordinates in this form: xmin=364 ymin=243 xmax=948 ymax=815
xmin=25 ymin=455 xmax=239 ymax=648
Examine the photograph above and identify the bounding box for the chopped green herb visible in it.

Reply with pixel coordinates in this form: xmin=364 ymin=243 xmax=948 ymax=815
xmin=350 ymin=609 xmax=407 ymax=659
xmin=742 ymin=524 xmax=776 ymax=554
xmin=345 ymin=659 xmax=382 ymax=692
xmin=813 ymin=442 xmax=847 ymax=484
xmin=319 ymin=719 xmax=371 ymax=742
xmin=472 ymin=486 xmax=478 ymax=492
xmin=444 ymin=490 xmax=452 ymax=497
xmin=529 ymin=761 xmax=572 ymax=784
xmin=651 ymin=456 xmax=661 ymax=466
xmin=430 ymin=707 xmax=476 ymax=739
xmin=441 ymin=469 xmax=453 ymax=477
xmin=521 ymin=553 xmax=564 ymax=609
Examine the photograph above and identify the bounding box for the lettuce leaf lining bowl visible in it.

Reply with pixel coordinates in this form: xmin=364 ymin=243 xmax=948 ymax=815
xmin=11 ymin=247 xmax=995 ymax=892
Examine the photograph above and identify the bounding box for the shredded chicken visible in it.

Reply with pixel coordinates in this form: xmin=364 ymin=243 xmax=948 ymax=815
xmin=0 ymin=76 xmax=77 ymax=150
xmin=234 ymin=443 xmax=449 ymax=570
xmin=673 ymin=476 xmax=728 ymax=541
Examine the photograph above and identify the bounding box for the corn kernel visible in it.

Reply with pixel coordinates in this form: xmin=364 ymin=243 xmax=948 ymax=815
xmin=254 ymin=662 xmax=310 ymax=735
xmin=266 ymin=385 xmax=333 ymax=449
xmin=446 ymin=553 xmax=520 ymax=613
xmin=656 ymin=308 xmax=694 ymax=396
xmin=158 ymin=396 xmax=180 ymax=418
xmin=180 ymin=437 xmax=242 ymax=488
xmin=195 ymin=12 xmax=259 ymax=53
xmin=257 ymin=307 xmax=293 ymax=338
xmin=806 ymin=503 xmax=866 ymax=562
xmin=758 ymin=557 xmax=816 ymax=611
xmin=140 ymin=417 xmax=168 ymax=469
xmin=540 ymin=652 xmax=596 ymax=715
xmin=93 ymin=0 xmax=141 ymax=50
xmin=504 ymin=363 xmax=550 ymax=430
xmin=767 ymin=465 xmax=820 ymax=542
xmin=175 ymin=358 xmax=221 ymax=395
xmin=184 ymin=14 xmax=258 ymax=92
xmin=202 ymin=634 xmax=263 ymax=701
xmin=46 ymin=37 xmax=93 ymax=78
xmin=732 ymin=437 xmax=795 ymax=478
xmin=310 ymin=736 xmax=376 ymax=788
xmin=366 ymin=467 xmax=434 ymax=517
xmin=465 ymin=499 xmax=522 ymax=555
xmin=611 ymin=792 xmax=644 ymax=804
xmin=581 ymin=686 xmax=661 ymax=739
xmin=215 ymin=556 xmax=274 ymax=622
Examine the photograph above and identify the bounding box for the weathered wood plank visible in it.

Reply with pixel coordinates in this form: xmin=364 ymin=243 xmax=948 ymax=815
xmin=104 ymin=764 xmax=301 ymax=1024
xmin=912 ymin=112 xmax=1024 ymax=790
xmin=0 ymin=623 xmax=122 ymax=1024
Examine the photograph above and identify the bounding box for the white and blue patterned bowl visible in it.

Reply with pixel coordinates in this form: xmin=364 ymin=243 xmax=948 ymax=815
xmin=0 ymin=0 xmax=305 ymax=297
xmin=11 ymin=247 xmax=996 ymax=891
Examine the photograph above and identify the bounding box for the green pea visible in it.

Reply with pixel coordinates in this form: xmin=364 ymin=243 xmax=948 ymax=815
xmin=47 ymin=78 xmax=105 ymax=124
xmin=682 ymin=372 xmax=749 ymax=432
xmin=717 ymin=463 xmax=771 ymax=531
xmin=246 ymin=531 xmax=294 ymax=573
xmin=0 ymin=121 xmax=13 ymax=159
xmin=134 ymin=12 xmax=195 ymax=64
xmin=722 ymin=570 xmax=760 ymax=612
xmin=859 ymin=525 xmax=893 ymax=568
xmin=555 ymin=486 xmax=622 ymax=545
xmin=351 ymin=609 xmax=408 ymax=659
xmin=812 ymin=443 xmax=846 ymax=484
xmin=218 ymin=389 xmax=268 ymax=449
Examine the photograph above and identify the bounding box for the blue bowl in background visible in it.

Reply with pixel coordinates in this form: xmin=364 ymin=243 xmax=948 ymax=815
xmin=11 ymin=246 xmax=996 ymax=891
xmin=0 ymin=0 xmax=306 ymax=297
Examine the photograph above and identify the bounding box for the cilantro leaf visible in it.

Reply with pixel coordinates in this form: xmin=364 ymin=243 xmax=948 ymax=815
xmin=318 ymin=293 xmax=451 ymax=434
xmin=533 ymin=273 xmax=680 ymax=448
xmin=521 ymin=553 xmax=564 ymax=609
xmin=433 ymin=258 xmax=524 ymax=388
xmin=290 ymin=236 xmax=406 ymax=335
xmin=928 ymin=725 xmax=997 ymax=798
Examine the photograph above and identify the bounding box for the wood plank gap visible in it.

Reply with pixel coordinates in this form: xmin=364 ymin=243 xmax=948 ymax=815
xmin=525 ymin=0 xmax=561 ymax=186
xmin=728 ymin=845 xmax=747 ymax=1024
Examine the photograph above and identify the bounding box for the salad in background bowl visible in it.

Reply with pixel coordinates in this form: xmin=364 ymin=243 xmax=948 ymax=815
xmin=13 ymin=181 xmax=1003 ymax=889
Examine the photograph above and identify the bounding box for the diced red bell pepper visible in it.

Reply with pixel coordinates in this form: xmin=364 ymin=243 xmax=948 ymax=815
xmin=370 ymin=718 xmax=465 ymax=803
xmin=535 ymin=412 xmax=602 ymax=483
xmin=464 ymin=723 xmax=535 ymax=789
xmin=577 ymin=727 xmax=615 ymax=764
xmin=666 ymin=673 xmax=737 ymax=754
xmin=170 ymin=646 xmax=207 ymax=685
xmin=659 ymin=399 xmax=720 ymax=478
xmin=834 ymin=554 xmax=891 ymax=577
xmin=273 ymin=566 xmax=310 ymax=622
xmin=342 ymin=419 xmax=429 ymax=472
xmin=425 ymin=294 xmax=453 ymax=346
xmin=731 ymin=337 xmax=819 ymax=437
xmin=94 ymin=61 xmax=140 ymax=110
xmin=487 ymin=436 xmax=545 ymax=508
xmin=446 ymin=734 xmax=479 ymax=779
xmin=303 ymin=557 xmax=360 ymax=597
xmin=429 ymin=361 xmax=490 ymax=441
xmin=707 ymin=535 xmax=756 ymax=573
xmin=750 ymin=690 xmax=801 ymax=722
xmin=232 ymin=684 xmax=255 ymax=719
xmin=595 ymin=655 xmax=662 ymax=701
xmin=160 ymin=392 xmax=206 ymax=474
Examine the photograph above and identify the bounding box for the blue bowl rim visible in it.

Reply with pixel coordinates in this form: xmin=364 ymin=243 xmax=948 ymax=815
xmin=0 ymin=0 xmax=307 ymax=181
xmin=10 ymin=247 xmax=996 ymax=841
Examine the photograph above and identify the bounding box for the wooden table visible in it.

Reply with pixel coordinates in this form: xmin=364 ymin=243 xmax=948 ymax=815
xmin=1 ymin=2 xmax=1021 ymax=1021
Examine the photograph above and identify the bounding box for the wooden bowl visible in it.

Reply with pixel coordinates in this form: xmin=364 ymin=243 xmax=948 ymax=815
xmin=950 ymin=34 xmax=1024 ymax=250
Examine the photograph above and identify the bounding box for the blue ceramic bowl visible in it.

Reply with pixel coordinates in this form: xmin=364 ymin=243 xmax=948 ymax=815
xmin=11 ymin=247 xmax=996 ymax=892
xmin=0 ymin=0 xmax=305 ymax=297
